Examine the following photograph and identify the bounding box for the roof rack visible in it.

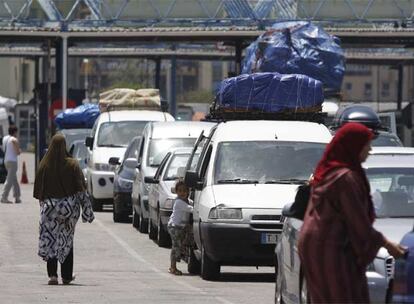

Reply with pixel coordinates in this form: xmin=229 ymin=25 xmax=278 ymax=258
xmin=205 ymin=104 xmax=327 ymax=124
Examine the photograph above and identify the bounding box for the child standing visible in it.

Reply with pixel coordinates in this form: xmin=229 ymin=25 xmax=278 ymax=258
xmin=167 ymin=181 xmax=193 ymax=275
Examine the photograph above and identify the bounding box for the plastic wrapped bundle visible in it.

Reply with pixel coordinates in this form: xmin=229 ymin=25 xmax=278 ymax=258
xmin=214 ymin=72 xmax=324 ymax=115
xmin=99 ymin=88 xmax=161 ymax=112
xmin=55 ymin=103 xmax=100 ymax=129
xmin=242 ymin=21 xmax=345 ymax=92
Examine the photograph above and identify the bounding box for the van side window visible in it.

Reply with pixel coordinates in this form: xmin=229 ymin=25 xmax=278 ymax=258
xmin=138 ymin=137 xmax=145 ymax=163
xmin=199 ymin=145 xmax=213 ymax=181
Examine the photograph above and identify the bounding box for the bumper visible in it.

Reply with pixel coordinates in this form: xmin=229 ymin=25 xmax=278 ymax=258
xmin=89 ymin=170 xmax=115 ymax=199
xmin=159 ymin=208 xmax=172 ymax=229
xmin=113 ymin=192 xmax=132 ymax=215
xmin=200 ymin=222 xmax=276 ymax=266
xmin=367 ymin=271 xmax=388 ymax=303
xmin=141 ymin=197 xmax=150 ymax=218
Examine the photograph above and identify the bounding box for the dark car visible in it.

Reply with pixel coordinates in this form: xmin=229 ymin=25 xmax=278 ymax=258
xmin=111 ymin=136 xmax=141 ymax=223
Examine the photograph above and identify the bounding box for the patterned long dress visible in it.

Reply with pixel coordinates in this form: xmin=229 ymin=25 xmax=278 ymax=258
xmin=38 ymin=191 xmax=94 ymax=263
xmin=298 ymin=169 xmax=385 ymax=303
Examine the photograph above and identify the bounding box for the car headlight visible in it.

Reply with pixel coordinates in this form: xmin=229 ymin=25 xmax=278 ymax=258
xmin=143 ymin=182 xmax=151 ymax=192
xmin=116 ymin=176 xmax=133 ymax=191
xmin=208 ymin=207 xmax=242 ymax=220
xmin=94 ymin=163 xmax=115 ymax=171
xmin=164 ymin=198 xmax=174 ymax=209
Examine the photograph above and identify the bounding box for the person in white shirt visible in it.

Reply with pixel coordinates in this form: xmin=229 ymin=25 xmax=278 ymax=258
xmin=167 ymin=181 xmax=193 ymax=275
xmin=1 ymin=126 xmax=21 ymax=204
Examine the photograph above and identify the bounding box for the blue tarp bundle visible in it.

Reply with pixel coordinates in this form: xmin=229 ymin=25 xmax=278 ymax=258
xmin=242 ymin=21 xmax=345 ymax=92
xmin=215 ymin=72 xmax=323 ymax=113
xmin=55 ymin=103 xmax=100 ymax=129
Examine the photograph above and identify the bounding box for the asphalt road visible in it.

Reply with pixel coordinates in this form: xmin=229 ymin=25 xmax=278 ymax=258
xmin=0 ymin=184 xmax=275 ymax=304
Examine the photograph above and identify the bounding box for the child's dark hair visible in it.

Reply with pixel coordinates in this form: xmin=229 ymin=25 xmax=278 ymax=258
xmin=175 ymin=180 xmax=188 ymax=192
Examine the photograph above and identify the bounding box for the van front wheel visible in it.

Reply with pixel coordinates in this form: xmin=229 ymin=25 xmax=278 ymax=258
xmin=201 ymin=244 xmax=220 ymax=281
xmin=91 ymin=197 xmax=103 ymax=212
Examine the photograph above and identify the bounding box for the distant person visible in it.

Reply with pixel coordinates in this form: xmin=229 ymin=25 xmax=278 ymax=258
xmin=298 ymin=123 xmax=406 ymax=303
xmin=33 ymin=134 xmax=94 ymax=285
xmin=1 ymin=125 xmax=21 ymax=204
xmin=167 ymin=181 xmax=193 ymax=275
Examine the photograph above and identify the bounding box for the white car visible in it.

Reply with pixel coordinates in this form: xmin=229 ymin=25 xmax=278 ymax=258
xmin=275 ymin=146 xmax=414 ymax=304
xmin=85 ymin=110 xmax=174 ymax=211
xmin=185 ymin=120 xmax=332 ymax=280
xmin=146 ymin=147 xmax=200 ymax=246
xmin=131 ymin=121 xmax=215 ymax=233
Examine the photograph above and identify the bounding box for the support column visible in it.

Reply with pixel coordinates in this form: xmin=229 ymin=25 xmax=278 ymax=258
xmin=61 ymin=36 xmax=68 ymax=110
xmin=235 ymin=40 xmax=243 ymax=75
xmin=397 ymin=64 xmax=403 ymax=111
xmin=155 ymin=57 xmax=161 ymax=89
xmin=170 ymin=55 xmax=177 ymax=117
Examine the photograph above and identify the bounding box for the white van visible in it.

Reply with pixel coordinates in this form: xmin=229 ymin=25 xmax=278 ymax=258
xmin=185 ymin=120 xmax=332 ymax=280
xmin=85 ymin=110 xmax=174 ymax=211
xmin=131 ymin=121 xmax=216 ymax=233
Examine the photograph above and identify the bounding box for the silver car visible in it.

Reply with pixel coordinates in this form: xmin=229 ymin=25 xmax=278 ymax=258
xmin=146 ymin=147 xmax=199 ymax=247
xmin=275 ymin=147 xmax=414 ymax=304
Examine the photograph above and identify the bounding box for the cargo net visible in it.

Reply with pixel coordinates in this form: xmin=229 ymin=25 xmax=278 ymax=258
xmin=207 ymin=73 xmax=327 ymax=123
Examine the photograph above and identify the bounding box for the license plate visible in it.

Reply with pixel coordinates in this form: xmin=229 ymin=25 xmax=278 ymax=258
xmin=261 ymin=233 xmax=277 ymax=244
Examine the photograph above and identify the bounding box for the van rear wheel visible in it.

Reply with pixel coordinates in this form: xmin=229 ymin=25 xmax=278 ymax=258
xmin=201 ymin=244 xmax=220 ymax=281
xmin=132 ymin=208 xmax=139 ymax=229
xmin=157 ymin=211 xmax=170 ymax=247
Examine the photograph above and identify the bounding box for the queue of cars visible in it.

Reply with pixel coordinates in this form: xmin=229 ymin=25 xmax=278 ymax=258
xmin=56 ymin=101 xmax=411 ymax=302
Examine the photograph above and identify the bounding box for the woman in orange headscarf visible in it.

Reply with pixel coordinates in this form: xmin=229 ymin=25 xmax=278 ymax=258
xmin=34 ymin=134 xmax=94 ymax=285
xmin=298 ymin=122 xmax=406 ymax=303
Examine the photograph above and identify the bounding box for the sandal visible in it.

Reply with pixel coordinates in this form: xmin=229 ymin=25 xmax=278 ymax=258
xmin=62 ymin=274 xmax=76 ymax=285
xmin=168 ymin=268 xmax=182 ymax=276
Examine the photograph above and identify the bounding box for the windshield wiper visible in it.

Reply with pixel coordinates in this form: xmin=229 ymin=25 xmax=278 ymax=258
xmin=265 ymin=178 xmax=308 ymax=184
xmin=217 ymin=178 xmax=259 ymax=184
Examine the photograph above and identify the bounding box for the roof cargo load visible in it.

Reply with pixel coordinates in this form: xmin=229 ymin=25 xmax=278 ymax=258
xmin=242 ymin=21 xmax=345 ymax=92
xmin=55 ymin=103 xmax=100 ymax=129
xmin=211 ymin=72 xmax=324 ymax=120
xmin=99 ymin=88 xmax=161 ymax=112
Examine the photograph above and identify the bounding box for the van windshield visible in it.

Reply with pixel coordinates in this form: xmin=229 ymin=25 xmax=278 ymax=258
xmin=367 ymin=167 xmax=414 ymax=218
xmin=97 ymin=121 xmax=148 ymax=147
xmin=214 ymin=141 xmax=325 ymax=184
xmin=148 ymin=138 xmax=196 ymax=166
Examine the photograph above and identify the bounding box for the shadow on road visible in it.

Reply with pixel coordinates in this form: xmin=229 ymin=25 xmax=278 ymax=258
xmin=219 ymin=272 xmax=275 ymax=283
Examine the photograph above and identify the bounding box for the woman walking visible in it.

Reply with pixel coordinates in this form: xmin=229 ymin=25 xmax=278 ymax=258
xmin=34 ymin=134 xmax=94 ymax=285
xmin=298 ymin=122 xmax=406 ymax=303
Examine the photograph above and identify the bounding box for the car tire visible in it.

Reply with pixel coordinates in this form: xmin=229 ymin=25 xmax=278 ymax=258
xmin=148 ymin=218 xmax=157 ymax=240
xmin=91 ymin=196 xmax=103 ymax=212
xmin=201 ymin=243 xmax=220 ymax=281
xmin=187 ymin=247 xmax=201 ymax=275
xmin=138 ymin=203 xmax=148 ymax=233
xmin=132 ymin=208 xmax=140 ymax=229
xmin=157 ymin=210 xmax=171 ymax=248
xmin=113 ymin=211 xmax=129 ymax=223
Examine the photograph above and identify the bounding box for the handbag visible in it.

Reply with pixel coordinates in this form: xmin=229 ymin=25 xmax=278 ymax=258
xmin=282 ymin=183 xmax=311 ymax=220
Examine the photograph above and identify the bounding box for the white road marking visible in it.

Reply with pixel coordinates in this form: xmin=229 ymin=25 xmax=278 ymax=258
xmin=95 ymin=218 xmax=235 ymax=304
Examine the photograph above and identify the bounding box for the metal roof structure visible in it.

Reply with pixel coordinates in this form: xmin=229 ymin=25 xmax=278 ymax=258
xmin=2 ymin=0 xmax=414 ymax=31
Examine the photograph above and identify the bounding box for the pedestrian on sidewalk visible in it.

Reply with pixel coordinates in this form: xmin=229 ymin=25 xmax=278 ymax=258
xmin=167 ymin=181 xmax=193 ymax=275
xmin=33 ymin=134 xmax=94 ymax=285
xmin=1 ymin=125 xmax=21 ymax=204
xmin=298 ymin=122 xmax=406 ymax=303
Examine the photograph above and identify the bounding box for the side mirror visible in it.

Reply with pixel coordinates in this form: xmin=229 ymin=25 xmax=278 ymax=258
xmin=185 ymin=171 xmax=203 ymax=190
xmin=108 ymin=157 xmax=120 ymax=166
xmin=144 ymin=176 xmax=158 ymax=184
xmin=124 ymin=158 xmax=138 ymax=169
xmin=85 ymin=137 xmax=94 ymax=150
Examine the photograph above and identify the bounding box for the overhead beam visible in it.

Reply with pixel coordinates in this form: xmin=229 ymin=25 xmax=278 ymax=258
xmin=36 ymin=0 xmax=62 ymax=21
